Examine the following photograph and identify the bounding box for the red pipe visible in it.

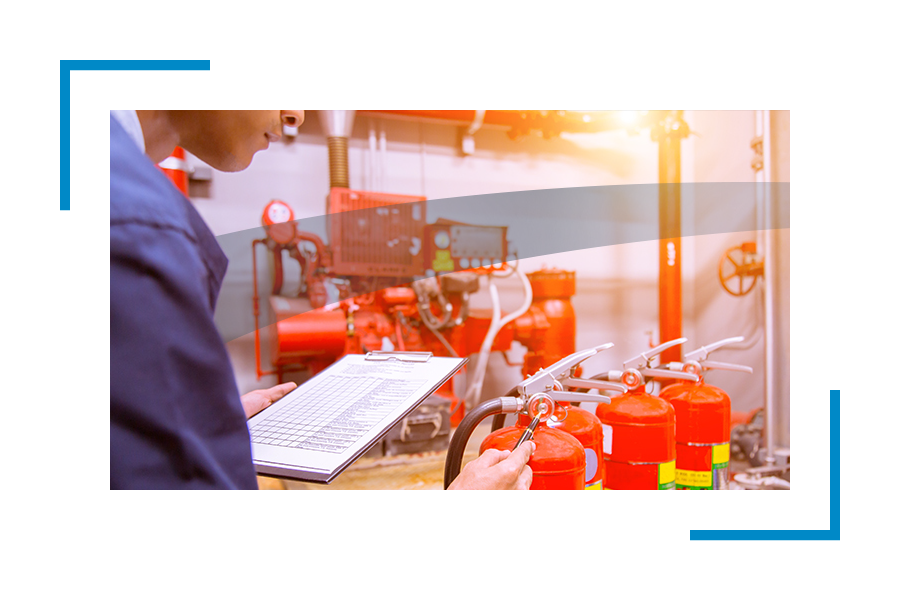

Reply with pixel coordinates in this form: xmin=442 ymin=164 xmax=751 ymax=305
xmin=655 ymin=113 xmax=687 ymax=364
xmin=252 ymin=239 xmax=279 ymax=380
xmin=357 ymin=110 xmax=644 ymax=137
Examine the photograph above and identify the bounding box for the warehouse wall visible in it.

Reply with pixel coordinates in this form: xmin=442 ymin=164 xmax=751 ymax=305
xmin=186 ymin=111 xmax=788 ymax=446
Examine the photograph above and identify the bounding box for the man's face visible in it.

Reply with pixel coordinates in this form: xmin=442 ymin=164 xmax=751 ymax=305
xmin=177 ymin=110 xmax=304 ymax=172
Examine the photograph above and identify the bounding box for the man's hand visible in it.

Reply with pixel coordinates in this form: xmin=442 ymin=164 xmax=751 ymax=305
xmin=448 ymin=442 xmax=536 ymax=490
xmin=240 ymin=382 xmax=297 ymax=419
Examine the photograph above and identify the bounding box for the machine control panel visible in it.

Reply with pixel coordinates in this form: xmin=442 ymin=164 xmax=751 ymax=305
xmin=423 ymin=221 xmax=508 ymax=276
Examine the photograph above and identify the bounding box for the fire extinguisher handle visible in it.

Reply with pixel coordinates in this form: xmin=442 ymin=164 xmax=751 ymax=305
xmin=684 ymin=336 xmax=746 ymax=362
xmin=559 ymin=376 xmax=628 ymax=395
xmin=699 ymin=360 xmax=753 ymax=374
xmin=640 ymin=367 xmax=700 ymax=382
xmin=624 ymin=337 xmax=688 ymax=369
xmin=547 ymin=390 xmax=613 ymax=405
xmin=518 ymin=343 xmax=615 ymax=396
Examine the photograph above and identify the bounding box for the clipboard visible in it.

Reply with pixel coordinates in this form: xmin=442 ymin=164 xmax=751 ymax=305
xmin=248 ymin=352 xmax=467 ymax=483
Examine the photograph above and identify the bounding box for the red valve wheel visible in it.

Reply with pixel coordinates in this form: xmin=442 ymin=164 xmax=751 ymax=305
xmin=718 ymin=245 xmax=759 ymax=297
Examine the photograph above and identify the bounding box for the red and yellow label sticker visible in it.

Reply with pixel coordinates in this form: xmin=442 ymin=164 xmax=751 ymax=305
xmin=712 ymin=443 xmax=730 ymax=468
xmin=676 ymin=443 xmax=730 ymax=489
xmin=658 ymin=460 xmax=676 ymax=490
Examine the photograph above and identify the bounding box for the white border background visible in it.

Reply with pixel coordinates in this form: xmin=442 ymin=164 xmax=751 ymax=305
xmin=5 ymin=1 xmax=894 ymax=598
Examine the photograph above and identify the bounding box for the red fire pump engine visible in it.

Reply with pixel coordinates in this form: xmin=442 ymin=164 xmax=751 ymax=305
xmin=593 ymin=338 xmax=699 ymax=490
xmin=659 ymin=336 xmax=753 ymax=490
xmin=445 ymin=345 xmax=622 ymax=490
xmin=252 ymin=192 xmax=584 ymax=437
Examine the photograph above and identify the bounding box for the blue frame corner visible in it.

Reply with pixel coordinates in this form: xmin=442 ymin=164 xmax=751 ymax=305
xmin=59 ymin=59 xmax=210 ymax=211
xmin=691 ymin=390 xmax=839 ymax=540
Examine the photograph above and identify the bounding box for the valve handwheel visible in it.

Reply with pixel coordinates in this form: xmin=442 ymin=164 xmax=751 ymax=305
xmin=718 ymin=243 xmax=763 ymax=297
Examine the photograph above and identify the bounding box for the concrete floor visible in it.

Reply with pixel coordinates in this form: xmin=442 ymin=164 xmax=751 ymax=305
xmin=257 ymin=423 xmax=491 ymax=490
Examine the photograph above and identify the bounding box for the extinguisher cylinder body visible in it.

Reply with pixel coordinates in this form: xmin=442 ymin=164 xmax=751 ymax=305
xmin=481 ymin=422 xmax=586 ymax=490
xmin=528 ymin=404 xmax=605 ymax=489
xmin=596 ymin=391 xmax=676 ymax=490
xmin=660 ymin=379 xmax=731 ymax=490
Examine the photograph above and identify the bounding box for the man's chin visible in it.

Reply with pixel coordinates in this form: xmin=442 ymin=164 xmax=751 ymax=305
xmin=210 ymin=152 xmax=254 ymax=173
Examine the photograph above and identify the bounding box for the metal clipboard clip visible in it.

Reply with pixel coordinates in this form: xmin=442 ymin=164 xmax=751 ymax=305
xmin=364 ymin=351 xmax=433 ymax=363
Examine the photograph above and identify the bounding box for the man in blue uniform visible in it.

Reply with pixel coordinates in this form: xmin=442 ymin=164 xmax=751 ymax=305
xmin=110 ymin=110 xmax=534 ymax=490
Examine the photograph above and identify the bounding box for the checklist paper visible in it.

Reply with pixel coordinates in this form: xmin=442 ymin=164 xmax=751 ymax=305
xmin=248 ymin=353 xmax=467 ymax=483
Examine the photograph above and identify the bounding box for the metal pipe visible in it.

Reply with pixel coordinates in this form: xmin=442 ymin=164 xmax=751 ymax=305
xmin=318 ymin=110 xmax=356 ymax=189
xmin=368 ymin=120 xmax=377 ymax=190
xmin=761 ymin=109 xmax=776 ymax=465
xmin=326 ymin=137 xmax=349 ymax=189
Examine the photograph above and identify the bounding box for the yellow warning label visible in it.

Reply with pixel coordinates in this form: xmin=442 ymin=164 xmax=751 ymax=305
xmin=658 ymin=460 xmax=676 ymax=485
xmin=585 ymin=480 xmax=603 ymax=491
xmin=712 ymin=443 xmax=730 ymax=466
xmin=676 ymin=469 xmax=713 ymax=488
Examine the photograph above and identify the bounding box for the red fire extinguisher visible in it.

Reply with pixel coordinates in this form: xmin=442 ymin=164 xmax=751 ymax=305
xmin=593 ymin=338 xmax=699 ymax=490
xmin=480 ymin=397 xmax=587 ymax=490
xmin=659 ymin=336 xmax=753 ymax=490
xmin=444 ymin=345 xmax=615 ymax=490
xmin=542 ymin=367 xmax=629 ymax=490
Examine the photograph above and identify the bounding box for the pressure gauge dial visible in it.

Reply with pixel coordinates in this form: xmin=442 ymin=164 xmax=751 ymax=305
xmin=434 ymin=230 xmax=450 ymax=250
xmin=262 ymin=199 xmax=297 ymax=245
xmin=265 ymin=200 xmax=293 ymax=224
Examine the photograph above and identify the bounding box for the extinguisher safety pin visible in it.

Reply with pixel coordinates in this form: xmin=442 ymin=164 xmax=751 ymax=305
xmin=548 ymin=403 xmax=569 ymax=424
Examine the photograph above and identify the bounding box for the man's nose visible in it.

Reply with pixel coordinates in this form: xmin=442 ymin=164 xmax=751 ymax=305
xmin=281 ymin=111 xmax=304 ymax=127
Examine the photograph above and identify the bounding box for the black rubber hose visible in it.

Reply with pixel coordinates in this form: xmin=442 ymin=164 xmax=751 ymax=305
xmin=444 ymin=398 xmax=505 ymax=489
xmin=491 ymin=414 xmax=507 ymax=432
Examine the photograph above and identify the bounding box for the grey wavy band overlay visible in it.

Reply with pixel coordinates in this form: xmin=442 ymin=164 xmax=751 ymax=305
xmin=213 ymin=182 xmax=789 ymax=342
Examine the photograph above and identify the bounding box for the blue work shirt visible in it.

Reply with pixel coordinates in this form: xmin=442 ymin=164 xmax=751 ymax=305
xmin=110 ymin=115 xmax=258 ymax=489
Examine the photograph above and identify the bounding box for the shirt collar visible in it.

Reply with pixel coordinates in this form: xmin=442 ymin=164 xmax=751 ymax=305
xmin=110 ymin=110 xmax=146 ymax=153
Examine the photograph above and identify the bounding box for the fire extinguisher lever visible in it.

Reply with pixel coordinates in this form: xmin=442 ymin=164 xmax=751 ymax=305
xmin=697 ymin=360 xmax=753 ymax=374
xmin=638 ymin=367 xmax=700 ymax=382
xmin=680 ymin=336 xmax=753 ymax=374
xmin=517 ymin=343 xmax=614 ymax=397
xmin=624 ymin=337 xmax=689 ymax=369
xmin=545 ymin=390 xmax=613 ymax=405
xmin=558 ymin=377 xmax=628 ymax=395
xmin=684 ymin=336 xmax=745 ymax=362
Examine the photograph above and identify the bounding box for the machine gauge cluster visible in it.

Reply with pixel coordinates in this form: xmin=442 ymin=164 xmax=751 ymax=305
xmin=423 ymin=222 xmax=508 ymax=276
